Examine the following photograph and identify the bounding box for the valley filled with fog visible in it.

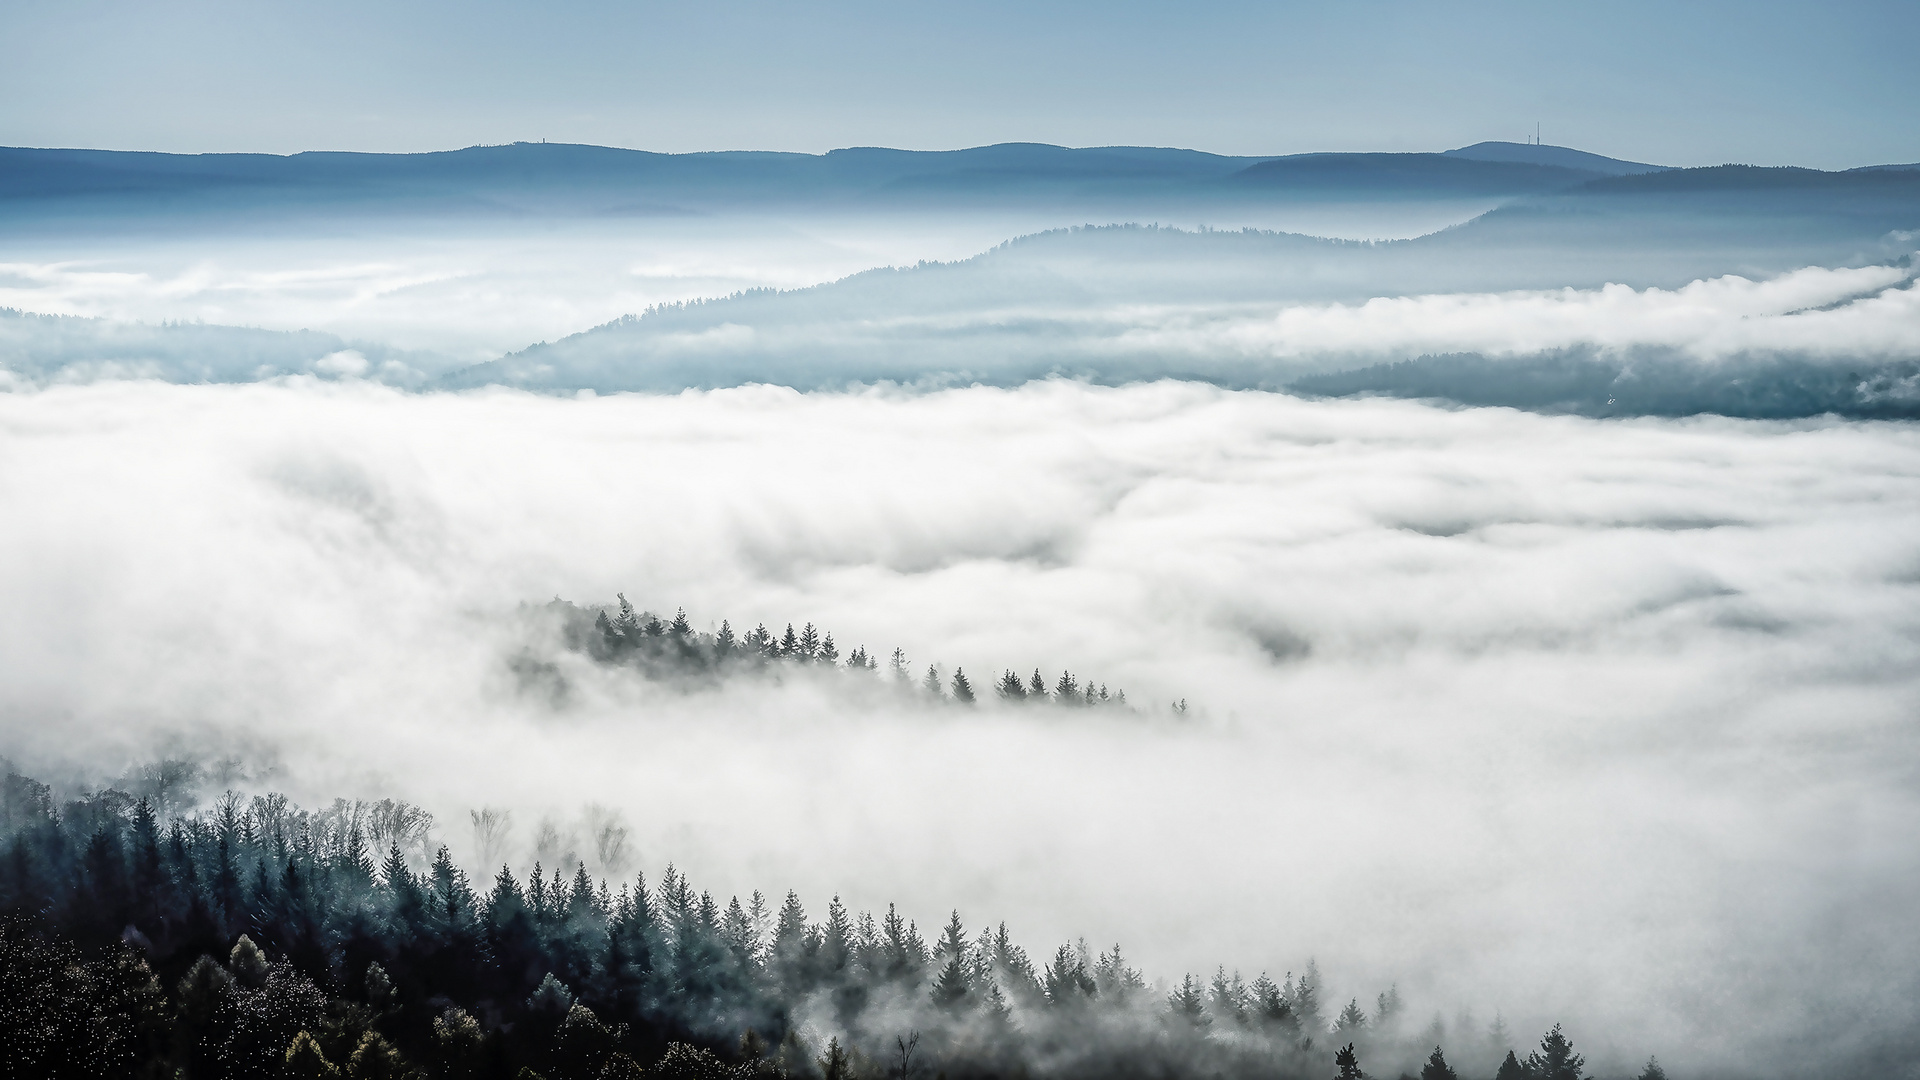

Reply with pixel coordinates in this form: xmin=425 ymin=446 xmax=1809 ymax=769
xmin=3 ymin=144 xmax=1918 ymax=1079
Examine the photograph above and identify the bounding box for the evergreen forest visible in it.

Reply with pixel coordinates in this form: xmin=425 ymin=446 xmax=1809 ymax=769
xmin=0 ymin=766 xmax=1664 ymax=1080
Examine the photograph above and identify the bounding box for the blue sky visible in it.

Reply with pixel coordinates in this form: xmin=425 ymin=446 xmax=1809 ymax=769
xmin=2 ymin=0 xmax=1914 ymax=167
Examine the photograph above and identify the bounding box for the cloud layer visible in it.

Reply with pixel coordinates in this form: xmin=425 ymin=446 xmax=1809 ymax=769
xmin=2 ymin=379 xmax=1917 ymax=1077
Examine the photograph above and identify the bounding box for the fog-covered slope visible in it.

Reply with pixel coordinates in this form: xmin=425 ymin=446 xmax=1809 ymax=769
xmin=0 ymin=308 xmax=441 ymax=387
xmin=442 ymin=164 xmax=1920 ymax=413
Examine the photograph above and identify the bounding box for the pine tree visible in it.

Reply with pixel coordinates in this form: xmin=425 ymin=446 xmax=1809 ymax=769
xmin=1054 ymin=671 xmax=1079 ymax=702
xmin=1293 ymin=961 xmax=1324 ymax=1033
xmin=1029 ymin=669 xmax=1047 ymax=698
xmin=931 ymin=946 xmax=972 ymax=1010
xmin=890 ymin=648 xmax=911 ymax=682
xmin=1335 ymin=998 xmax=1368 ymax=1038
xmin=1251 ymin=974 xmax=1298 ymax=1033
xmin=818 ymin=633 xmax=839 ymax=665
xmin=1334 ymin=1043 xmax=1364 ymax=1080
xmin=819 ymin=1037 xmax=852 ymax=1080
xmin=1167 ymin=973 xmax=1209 ymax=1026
xmin=1420 ymin=1046 xmax=1458 ymax=1080
xmin=1375 ymin=985 xmax=1402 ymax=1029
xmin=1209 ymin=968 xmax=1246 ymax=1025
xmin=950 ymin=668 xmax=975 ymax=704
xmin=670 ymin=608 xmax=693 ymax=636
xmin=1489 ymin=1013 xmax=1514 ymax=1056
xmin=1045 ymin=943 xmax=1096 ymax=1006
xmin=714 ymin=619 xmax=737 ymax=659
xmin=923 ymin=664 xmax=943 ymax=698
xmin=1494 ymin=1050 xmax=1526 ymax=1080
xmin=798 ymin=623 xmax=821 ymax=660
xmin=1525 ymin=1024 xmax=1586 ymax=1080
xmin=1636 ymin=1056 xmax=1668 ymax=1080
xmin=780 ymin=624 xmax=800 ymax=658
xmin=997 ymin=669 xmax=1027 ymax=700
xmin=614 ymin=594 xmax=641 ymax=639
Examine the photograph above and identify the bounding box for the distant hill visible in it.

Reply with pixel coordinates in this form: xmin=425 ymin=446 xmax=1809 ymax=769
xmin=435 ymin=158 xmax=1920 ymax=404
xmin=1229 ymin=152 xmax=1604 ymax=195
xmin=1444 ymin=141 xmax=1668 ymax=176
xmin=0 ymin=139 xmax=1727 ymax=228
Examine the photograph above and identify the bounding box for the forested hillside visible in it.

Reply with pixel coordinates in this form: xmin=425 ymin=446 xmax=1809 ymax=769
xmin=0 ymin=769 xmax=1649 ymax=1080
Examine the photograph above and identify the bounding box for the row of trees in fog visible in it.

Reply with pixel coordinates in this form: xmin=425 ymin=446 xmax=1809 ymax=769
xmin=0 ymin=767 xmax=1664 ymax=1079
xmin=566 ymin=598 xmax=1172 ymax=713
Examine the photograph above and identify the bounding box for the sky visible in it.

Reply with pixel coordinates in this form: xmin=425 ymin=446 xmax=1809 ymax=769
xmin=2 ymin=0 xmax=1915 ymax=168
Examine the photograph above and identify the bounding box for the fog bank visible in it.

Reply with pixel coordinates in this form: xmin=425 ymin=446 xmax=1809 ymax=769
xmin=2 ymin=380 xmax=1917 ymax=1077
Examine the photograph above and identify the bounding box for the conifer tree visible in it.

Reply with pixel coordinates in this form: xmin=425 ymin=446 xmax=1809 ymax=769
xmin=1029 ymin=669 xmax=1047 ymax=698
xmin=1209 ymin=967 xmax=1247 ymax=1025
xmin=1168 ymin=973 xmax=1209 ymax=1026
xmin=997 ymin=669 xmax=1027 ymax=700
xmin=1420 ymin=1046 xmax=1459 ymax=1080
xmin=819 ymin=1036 xmax=852 ymax=1080
xmin=1334 ymin=1043 xmax=1364 ymax=1080
xmin=1293 ymin=961 xmax=1324 ymax=1034
xmin=1636 ymin=1056 xmax=1668 ymax=1080
xmin=923 ymin=664 xmax=943 ymax=697
xmin=1335 ymin=998 xmax=1368 ymax=1037
xmin=1251 ymin=974 xmax=1297 ymax=1032
xmin=818 ymin=633 xmax=839 ymax=665
xmin=614 ymin=594 xmax=641 ymax=639
xmin=1526 ymin=1024 xmax=1586 ymax=1080
xmin=951 ymin=667 xmax=975 ymax=703
xmin=1494 ymin=1050 xmax=1527 ymax=1080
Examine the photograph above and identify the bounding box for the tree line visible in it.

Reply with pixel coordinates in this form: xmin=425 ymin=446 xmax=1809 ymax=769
xmin=0 ymin=767 xmax=1661 ymax=1080
xmin=553 ymin=598 xmax=1178 ymax=714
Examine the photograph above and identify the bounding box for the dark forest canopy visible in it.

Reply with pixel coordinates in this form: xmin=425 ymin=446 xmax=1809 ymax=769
xmin=535 ymin=597 xmax=1174 ymax=715
xmin=0 ymin=768 xmax=1655 ymax=1080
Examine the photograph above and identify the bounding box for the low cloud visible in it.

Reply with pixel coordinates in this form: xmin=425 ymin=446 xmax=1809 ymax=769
xmin=2 ymin=379 xmax=1917 ymax=1077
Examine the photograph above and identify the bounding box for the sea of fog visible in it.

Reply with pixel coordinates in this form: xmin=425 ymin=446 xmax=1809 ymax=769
xmin=3 ymin=379 xmax=1917 ymax=1079
xmin=2 ymin=201 xmax=1918 ymax=1079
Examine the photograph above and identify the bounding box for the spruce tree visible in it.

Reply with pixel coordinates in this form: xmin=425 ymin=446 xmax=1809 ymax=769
xmin=1494 ymin=1050 xmax=1527 ymax=1080
xmin=951 ymin=668 xmax=975 ymax=703
xmin=1636 ymin=1057 xmax=1668 ymax=1080
xmin=1334 ymin=1043 xmax=1364 ymax=1080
